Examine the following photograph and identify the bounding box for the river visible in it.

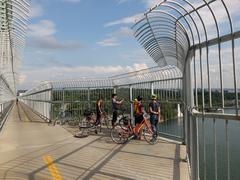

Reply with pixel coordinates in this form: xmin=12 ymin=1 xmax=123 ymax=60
xmin=158 ymin=110 xmax=240 ymax=180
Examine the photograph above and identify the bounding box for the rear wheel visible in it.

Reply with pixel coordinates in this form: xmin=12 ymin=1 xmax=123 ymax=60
xmin=143 ymin=125 xmax=157 ymax=145
xmin=118 ymin=117 xmax=130 ymax=129
xmin=110 ymin=124 xmax=129 ymax=144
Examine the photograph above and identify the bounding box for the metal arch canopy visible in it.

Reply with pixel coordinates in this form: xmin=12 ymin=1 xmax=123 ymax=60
xmin=0 ymin=0 xmax=30 ymax=103
xmin=132 ymin=0 xmax=238 ymax=72
xmin=110 ymin=65 xmax=182 ymax=86
xmin=22 ymin=66 xmax=182 ymax=96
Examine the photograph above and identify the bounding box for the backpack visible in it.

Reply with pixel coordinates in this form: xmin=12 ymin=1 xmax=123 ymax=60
xmin=133 ymin=100 xmax=142 ymax=115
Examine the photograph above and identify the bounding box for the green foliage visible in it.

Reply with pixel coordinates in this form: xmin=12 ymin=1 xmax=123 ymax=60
xmin=51 ymin=87 xmax=180 ymax=121
xmin=195 ymin=90 xmax=239 ymax=110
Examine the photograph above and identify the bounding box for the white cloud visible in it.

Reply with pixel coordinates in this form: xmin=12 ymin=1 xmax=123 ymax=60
xmin=116 ymin=0 xmax=129 ymax=4
xmin=97 ymin=27 xmax=133 ymax=47
xmin=112 ymin=27 xmax=133 ymax=37
xmin=127 ymin=63 xmax=148 ymax=71
xmin=27 ymin=20 xmax=82 ymax=50
xmin=120 ymin=49 xmax=155 ymax=65
xmin=18 ymin=63 xmax=149 ymax=88
xmin=27 ymin=36 xmax=82 ymax=50
xmin=18 ymin=74 xmax=27 ymax=84
xmin=63 ymin=0 xmax=81 ymax=2
xmin=96 ymin=37 xmax=119 ymax=47
xmin=105 ymin=14 xmax=143 ymax=27
xmin=116 ymin=0 xmax=162 ymax=8
xmin=28 ymin=20 xmax=56 ymax=37
xmin=29 ymin=2 xmax=44 ymax=18
xmin=142 ymin=0 xmax=163 ymax=8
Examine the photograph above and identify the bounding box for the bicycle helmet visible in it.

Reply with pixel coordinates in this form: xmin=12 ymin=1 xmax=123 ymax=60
xmin=112 ymin=93 xmax=117 ymax=98
xmin=151 ymin=94 xmax=157 ymax=100
xmin=137 ymin=95 xmax=143 ymax=101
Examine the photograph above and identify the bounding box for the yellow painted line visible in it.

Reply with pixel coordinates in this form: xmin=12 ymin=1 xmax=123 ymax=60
xmin=43 ymin=155 xmax=62 ymax=180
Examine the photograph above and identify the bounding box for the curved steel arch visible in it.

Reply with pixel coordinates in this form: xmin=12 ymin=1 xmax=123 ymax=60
xmin=23 ymin=65 xmax=182 ymax=97
xmin=132 ymin=0 xmax=239 ymax=109
xmin=0 ymin=0 xmax=30 ymax=103
xmin=133 ymin=2 xmax=240 ymax=179
xmin=133 ymin=9 xmax=190 ymax=69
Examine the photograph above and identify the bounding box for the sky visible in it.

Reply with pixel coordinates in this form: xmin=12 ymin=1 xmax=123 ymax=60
xmin=18 ymin=0 xmax=240 ymax=90
xmin=19 ymin=0 xmax=161 ymax=89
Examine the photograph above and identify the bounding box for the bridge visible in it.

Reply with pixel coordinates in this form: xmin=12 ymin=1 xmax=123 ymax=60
xmin=0 ymin=0 xmax=240 ymax=180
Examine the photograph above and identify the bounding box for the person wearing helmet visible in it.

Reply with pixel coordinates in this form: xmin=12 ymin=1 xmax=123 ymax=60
xmin=149 ymin=94 xmax=160 ymax=140
xmin=133 ymin=95 xmax=144 ymax=139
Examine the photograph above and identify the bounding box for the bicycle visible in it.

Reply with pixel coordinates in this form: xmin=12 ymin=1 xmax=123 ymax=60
xmin=114 ymin=108 xmax=132 ymax=128
xmin=99 ymin=111 xmax=111 ymax=130
xmin=48 ymin=111 xmax=66 ymax=126
xmin=78 ymin=109 xmax=99 ymax=134
xmin=111 ymin=114 xmax=158 ymax=145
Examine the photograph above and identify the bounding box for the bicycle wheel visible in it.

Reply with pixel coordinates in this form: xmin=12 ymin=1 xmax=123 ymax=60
xmin=118 ymin=116 xmax=130 ymax=129
xmin=143 ymin=125 xmax=157 ymax=145
xmin=111 ymin=124 xmax=129 ymax=144
xmin=68 ymin=117 xmax=79 ymax=127
xmin=48 ymin=119 xmax=56 ymax=126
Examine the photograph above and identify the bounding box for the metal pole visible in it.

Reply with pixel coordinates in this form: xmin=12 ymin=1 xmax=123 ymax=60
xmin=213 ymin=118 xmax=217 ymax=180
xmin=151 ymin=82 xmax=154 ymax=95
xmin=87 ymin=88 xmax=90 ymax=109
xmin=130 ymin=85 xmax=133 ymax=120
xmin=191 ymin=115 xmax=199 ymax=180
xmin=226 ymin=120 xmax=230 ymax=180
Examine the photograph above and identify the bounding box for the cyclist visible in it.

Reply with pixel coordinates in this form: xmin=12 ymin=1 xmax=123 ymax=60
xmin=149 ymin=94 xmax=160 ymax=139
xmin=133 ymin=95 xmax=144 ymax=139
xmin=112 ymin=93 xmax=123 ymax=127
xmin=95 ymin=97 xmax=103 ymax=126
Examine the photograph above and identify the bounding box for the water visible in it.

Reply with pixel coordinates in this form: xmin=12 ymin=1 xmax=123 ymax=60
xmin=198 ymin=111 xmax=240 ymax=180
xmin=158 ymin=117 xmax=183 ymax=139
xmin=159 ymin=111 xmax=240 ymax=180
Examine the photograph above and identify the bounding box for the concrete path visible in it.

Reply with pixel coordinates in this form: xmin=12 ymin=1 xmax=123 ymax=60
xmin=0 ymin=103 xmax=189 ymax=180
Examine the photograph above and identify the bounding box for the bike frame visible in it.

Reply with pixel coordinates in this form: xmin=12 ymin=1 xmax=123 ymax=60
xmin=128 ymin=117 xmax=152 ymax=135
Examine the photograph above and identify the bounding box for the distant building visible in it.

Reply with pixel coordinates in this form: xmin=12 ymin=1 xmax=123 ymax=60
xmin=17 ymin=90 xmax=28 ymax=96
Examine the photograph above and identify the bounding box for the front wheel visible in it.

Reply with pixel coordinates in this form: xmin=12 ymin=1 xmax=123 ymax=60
xmin=143 ymin=125 xmax=157 ymax=145
xmin=110 ymin=124 xmax=129 ymax=144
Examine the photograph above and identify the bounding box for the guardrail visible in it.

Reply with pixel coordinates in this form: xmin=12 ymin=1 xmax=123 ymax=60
xmin=187 ymin=110 xmax=240 ymax=180
xmin=0 ymin=101 xmax=14 ymax=132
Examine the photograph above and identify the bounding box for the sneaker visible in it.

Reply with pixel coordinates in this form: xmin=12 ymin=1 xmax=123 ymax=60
xmin=139 ymin=136 xmax=144 ymax=140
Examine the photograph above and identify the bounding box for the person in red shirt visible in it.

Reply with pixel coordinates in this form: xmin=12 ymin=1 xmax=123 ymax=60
xmin=133 ymin=96 xmax=144 ymax=139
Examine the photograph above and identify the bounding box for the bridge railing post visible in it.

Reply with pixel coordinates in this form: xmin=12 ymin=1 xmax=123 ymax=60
xmin=190 ymin=115 xmax=199 ymax=180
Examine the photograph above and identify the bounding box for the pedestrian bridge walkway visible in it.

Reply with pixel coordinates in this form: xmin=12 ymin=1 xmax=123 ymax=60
xmin=0 ymin=103 xmax=189 ymax=180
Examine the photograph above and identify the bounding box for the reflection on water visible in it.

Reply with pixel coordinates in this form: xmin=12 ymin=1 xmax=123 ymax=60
xmin=159 ymin=109 xmax=240 ymax=180
xmin=198 ymin=109 xmax=240 ymax=180
xmin=158 ymin=117 xmax=183 ymax=138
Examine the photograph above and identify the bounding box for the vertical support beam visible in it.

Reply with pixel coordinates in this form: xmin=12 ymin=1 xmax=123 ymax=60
xmin=49 ymin=90 xmax=52 ymax=120
xmin=183 ymin=51 xmax=197 ymax=179
xmin=50 ymin=89 xmax=54 ymax=119
xmin=129 ymin=85 xmax=133 ymax=120
xmin=113 ymin=86 xmax=117 ymax=94
xmin=63 ymin=88 xmax=65 ymax=111
xmin=151 ymin=82 xmax=154 ymax=95
xmin=87 ymin=88 xmax=90 ymax=109
xmin=191 ymin=116 xmax=199 ymax=180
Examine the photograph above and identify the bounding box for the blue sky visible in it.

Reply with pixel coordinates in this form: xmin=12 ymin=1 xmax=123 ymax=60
xmin=19 ymin=0 xmax=161 ymax=89
xmin=19 ymin=0 xmax=240 ymax=89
